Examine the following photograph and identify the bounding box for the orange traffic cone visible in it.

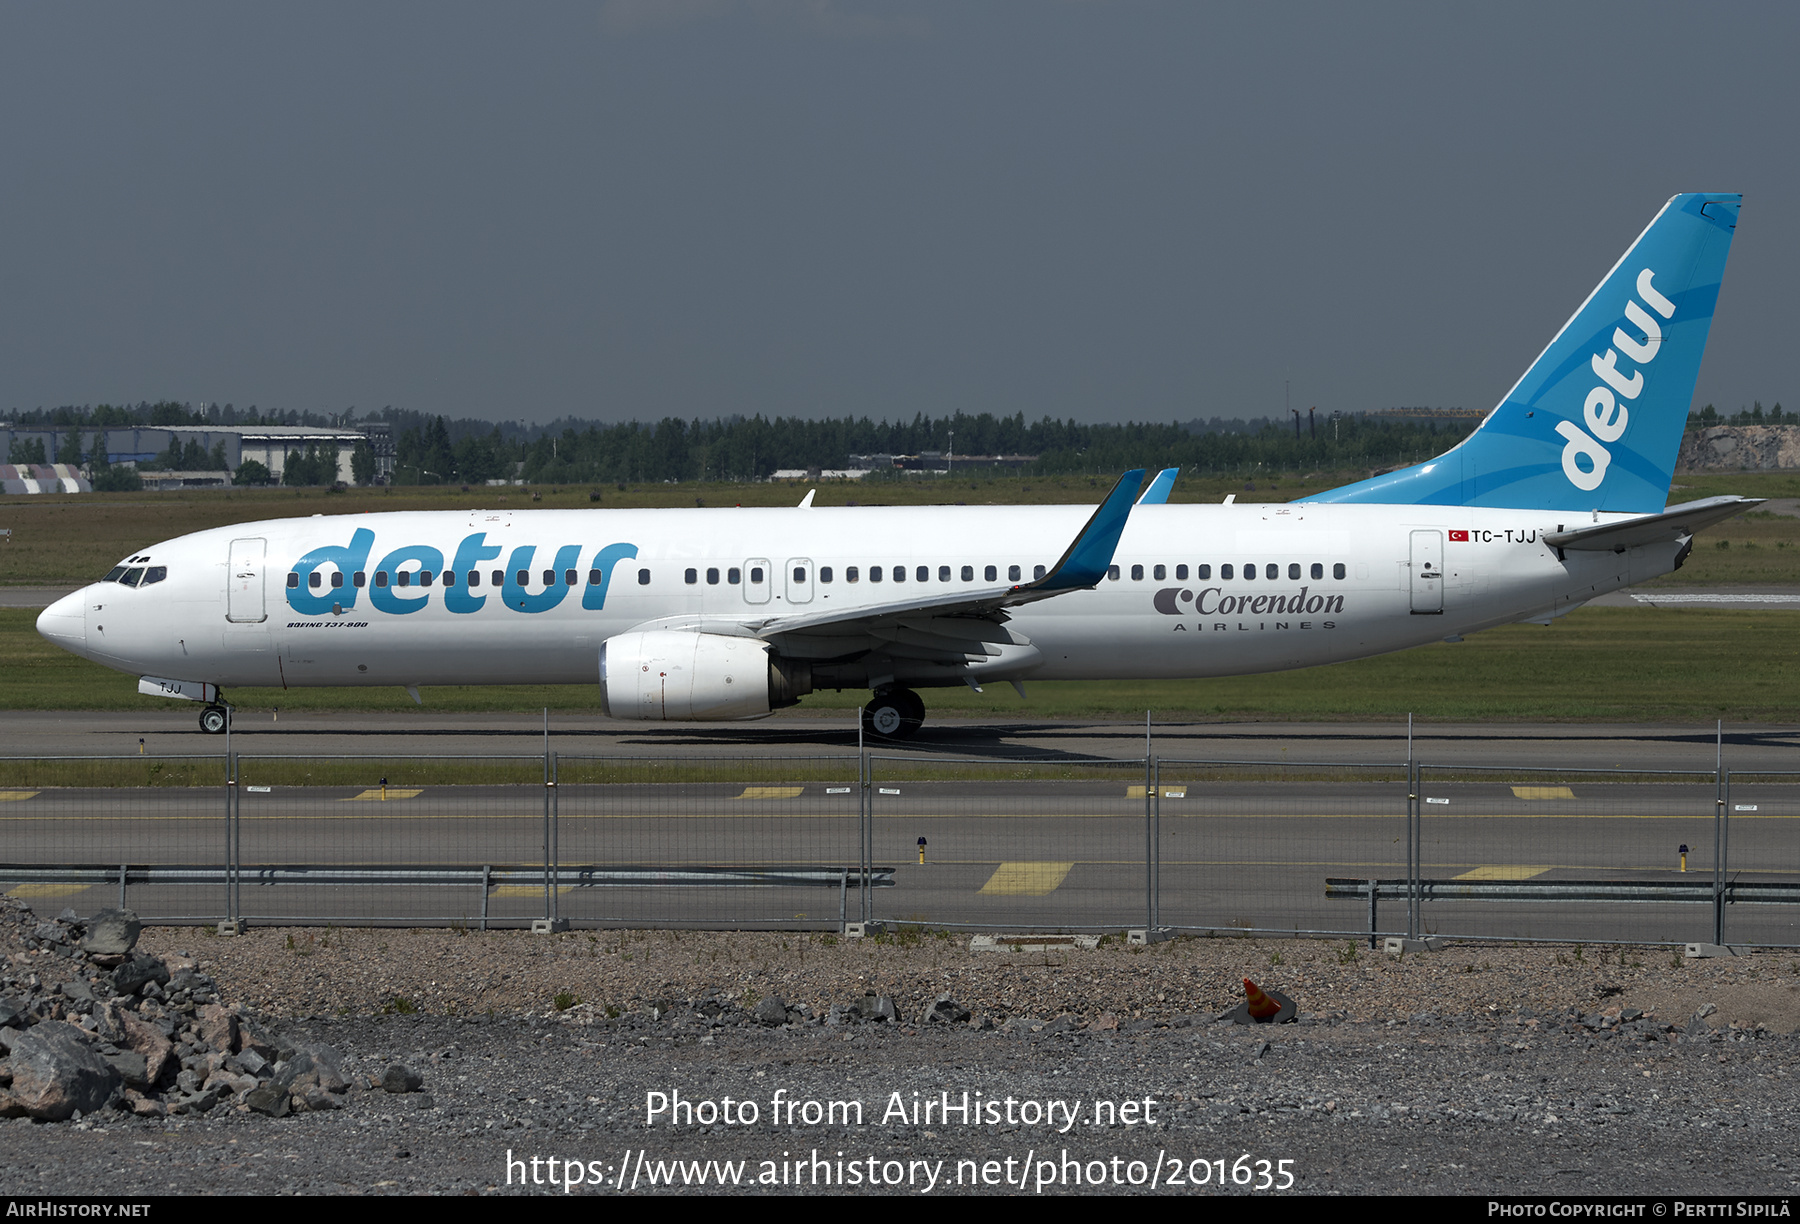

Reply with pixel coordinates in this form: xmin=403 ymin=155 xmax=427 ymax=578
xmin=1225 ymin=976 xmax=1297 ymax=1025
xmin=1244 ymin=978 xmax=1282 ymax=1020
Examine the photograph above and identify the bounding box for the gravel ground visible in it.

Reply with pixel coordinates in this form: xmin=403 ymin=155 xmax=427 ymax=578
xmin=5 ymin=919 xmax=1800 ymax=1197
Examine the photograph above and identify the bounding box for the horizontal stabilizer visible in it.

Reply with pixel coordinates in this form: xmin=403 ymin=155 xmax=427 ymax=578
xmin=1543 ymin=496 xmax=1763 ymax=551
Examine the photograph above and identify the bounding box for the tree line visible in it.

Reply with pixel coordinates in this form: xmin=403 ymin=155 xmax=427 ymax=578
xmin=11 ymin=396 xmax=1788 ymax=489
xmin=388 ymin=411 xmax=1476 ymax=486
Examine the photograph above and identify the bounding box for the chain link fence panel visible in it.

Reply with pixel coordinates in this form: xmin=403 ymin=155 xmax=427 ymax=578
xmin=1719 ymin=772 xmax=1800 ymax=948
xmin=1412 ymin=766 xmax=1721 ymax=945
xmin=0 ymin=755 xmax=230 ymax=921
xmin=554 ymin=755 xmax=862 ymax=930
xmin=865 ymin=756 xmax=1150 ymax=930
xmin=1153 ymin=760 xmax=1410 ymax=938
xmin=232 ymin=755 xmax=549 ymax=925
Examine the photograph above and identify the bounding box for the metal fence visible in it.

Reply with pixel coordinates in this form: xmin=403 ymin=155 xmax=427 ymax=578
xmin=1 ymin=748 xmax=1794 ymax=947
xmin=1152 ymin=760 xmax=1411 ymax=938
xmin=867 ymin=754 xmax=1150 ymax=931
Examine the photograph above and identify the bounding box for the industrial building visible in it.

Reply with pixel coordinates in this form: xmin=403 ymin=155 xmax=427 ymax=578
xmin=0 ymin=423 xmax=388 ymax=489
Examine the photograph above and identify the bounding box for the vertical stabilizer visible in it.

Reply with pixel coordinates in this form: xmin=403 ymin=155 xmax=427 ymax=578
xmin=1314 ymin=193 xmax=1740 ymax=513
xmin=1136 ymin=467 xmax=1179 ymax=504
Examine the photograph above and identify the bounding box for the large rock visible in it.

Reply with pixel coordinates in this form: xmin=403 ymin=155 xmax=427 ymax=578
xmin=80 ymin=909 xmax=141 ymax=956
xmin=380 ymin=1063 xmax=423 ymax=1094
xmin=112 ymin=955 xmax=170 ymax=997
xmin=243 ymin=1083 xmax=291 ymax=1118
xmin=195 ymin=1003 xmax=239 ymax=1054
xmin=850 ymin=994 xmax=898 ymax=1023
xmin=104 ymin=1050 xmax=150 ymax=1090
xmin=117 ymin=1012 xmax=175 ymax=1088
xmin=922 ymin=994 xmax=970 ymax=1025
xmin=272 ymin=1045 xmax=350 ymax=1109
xmin=0 ymin=1023 xmax=121 ymax=1120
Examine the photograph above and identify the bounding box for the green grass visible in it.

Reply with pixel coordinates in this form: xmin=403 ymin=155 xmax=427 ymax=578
xmin=0 ymin=757 xmax=228 ymax=787
xmin=0 ymin=756 xmax=848 ymax=790
xmin=0 ymin=750 xmax=1405 ymax=788
xmin=5 ymin=605 xmax=1797 ymax=724
xmin=1633 ymin=530 xmax=1800 ymax=587
xmin=1670 ymin=472 xmax=1800 ymax=501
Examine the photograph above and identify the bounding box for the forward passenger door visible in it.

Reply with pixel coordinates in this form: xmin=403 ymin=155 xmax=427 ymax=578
xmin=785 ymin=558 xmax=814 ymax=605
xmin=226 ymin=538 xmax=267 ymax=623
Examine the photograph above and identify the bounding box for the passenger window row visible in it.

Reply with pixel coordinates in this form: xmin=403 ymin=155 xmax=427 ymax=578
xmin=286 ymin=558 xmax=1348 ymax=595
xmin=288 ymin=568 xmax=655 ymax=590
xmin=1106 ymin=562 xmax=1348 ymax=582
xmin=680 ymin=564 xmax=1048 ymax=586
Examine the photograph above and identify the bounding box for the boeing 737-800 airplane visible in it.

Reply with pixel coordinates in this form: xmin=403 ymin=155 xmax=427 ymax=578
xmin=37 ymin=193 xmax=1754 ymax=738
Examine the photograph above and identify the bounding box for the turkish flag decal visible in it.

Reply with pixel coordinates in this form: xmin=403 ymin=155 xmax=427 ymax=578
xmin=1448 ymin=530 xmax=1470 ymax=542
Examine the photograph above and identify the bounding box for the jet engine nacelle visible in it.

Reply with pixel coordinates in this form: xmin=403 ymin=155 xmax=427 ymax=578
xmin=598 ymin=629 xmax=810 ymax=721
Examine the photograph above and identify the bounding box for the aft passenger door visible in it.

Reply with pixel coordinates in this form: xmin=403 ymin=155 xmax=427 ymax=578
xmin=742 ymin=558 xmax=771 ymax=605
xmin=1409 ymin=530 xmax=1443 ymax=614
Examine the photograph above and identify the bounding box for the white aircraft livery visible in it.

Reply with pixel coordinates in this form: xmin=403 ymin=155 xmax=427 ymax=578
xmin=37 ymin=193 xmax=1753 ymax=738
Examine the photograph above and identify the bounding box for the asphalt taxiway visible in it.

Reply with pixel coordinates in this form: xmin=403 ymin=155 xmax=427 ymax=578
xmin=3 ymin=708 xmax=1796 ymax=773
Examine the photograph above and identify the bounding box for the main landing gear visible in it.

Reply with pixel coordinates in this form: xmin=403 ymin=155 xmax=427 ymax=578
xmin=862 ymin=687 xmax=924 ymax=740
xmin=198 ymin=704 xmax=230 ymax=735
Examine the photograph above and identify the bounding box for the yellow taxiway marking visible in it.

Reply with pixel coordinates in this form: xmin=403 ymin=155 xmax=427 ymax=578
xmin=6 ymin=884 xmax=89 ymax=898
xmin=979 ymin=861 xmax=1075 ymax=896
xmin=340 ymin=788 xmax=424 ymax=801
xmin=490 ymin=884 xmax=573 ymax=897
xmin=0 ymin=791 xmax=39 ymax=802
xmin=1454 ymin=865 xmax=1553 ymax=881
xmin=1125 ymin=786 xmax=1187 ymax=799
xmin=737 ymin=786 xmax=804 ymax=799
xmin=1512 ymin=786 xmax=1575 ymax=800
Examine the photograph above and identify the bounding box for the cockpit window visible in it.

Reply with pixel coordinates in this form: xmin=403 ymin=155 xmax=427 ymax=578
xmin=141 ymin=567 xmax=167 ymax=586
xmin=104 ymin=567 xmax=127 ymax=583
xmin=120 ymin=567 xmax=146 ymax=587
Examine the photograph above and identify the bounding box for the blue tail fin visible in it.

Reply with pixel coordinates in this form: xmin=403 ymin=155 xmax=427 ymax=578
xmin=1313 ymin=193 xmax=1740 ymax=514
xmin=1137 ymin=467 xmax=1178 ymax=504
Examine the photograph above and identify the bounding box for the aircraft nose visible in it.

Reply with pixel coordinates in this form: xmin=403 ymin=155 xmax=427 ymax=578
xmin=36 ymin=589 xmax=88 ymax=655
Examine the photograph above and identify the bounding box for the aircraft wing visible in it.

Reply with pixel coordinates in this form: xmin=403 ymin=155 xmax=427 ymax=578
xmin=1543 ymin=495 xmax=1763 ymax=552
xmin=625 ymin=469 xmax=1146 ymax=664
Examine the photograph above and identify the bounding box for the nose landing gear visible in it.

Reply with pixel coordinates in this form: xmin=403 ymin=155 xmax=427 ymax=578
xmin=862 ymin=687 xmax=924 ymax=740
xmin=198 ymin=704 xmax=230 ymax=735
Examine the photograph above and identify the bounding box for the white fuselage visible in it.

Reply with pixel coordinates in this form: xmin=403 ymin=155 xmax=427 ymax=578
xmin=38 ymin=501 xmax=1673 ymax=697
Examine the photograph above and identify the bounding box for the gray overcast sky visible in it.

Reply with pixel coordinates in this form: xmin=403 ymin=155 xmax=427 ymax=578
xmin=2 ymin=1 xmax=1795 ymax=426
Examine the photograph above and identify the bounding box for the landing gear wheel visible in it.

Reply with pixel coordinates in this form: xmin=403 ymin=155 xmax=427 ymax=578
xmin=198 ymin=705 xmax=229 ymax=735
xmin=862 ymin=687 xmax=924 ymax=740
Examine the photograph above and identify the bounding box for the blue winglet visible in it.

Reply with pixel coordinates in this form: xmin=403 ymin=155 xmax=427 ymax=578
xmin=1137 ymin=467 xmax=1178 ymax=504
xmin=1027 ymin=468 xmax=1147 ymax=593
